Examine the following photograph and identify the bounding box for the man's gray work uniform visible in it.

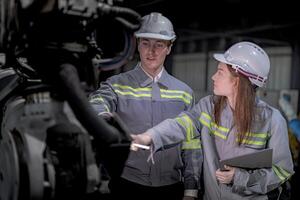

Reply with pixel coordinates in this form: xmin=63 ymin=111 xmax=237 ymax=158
xmin=89 ymin=64 xmax=202 ymax=191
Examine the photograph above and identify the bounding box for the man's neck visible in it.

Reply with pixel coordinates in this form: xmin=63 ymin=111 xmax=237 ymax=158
xmin=140 ymin=65 xmax=164 ymax=82
xmin=141 ymin=66 xmax=163 ymax=77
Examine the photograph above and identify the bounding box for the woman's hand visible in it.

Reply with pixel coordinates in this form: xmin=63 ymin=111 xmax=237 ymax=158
xmin=215 ymin=165 xmax=236 ymax=184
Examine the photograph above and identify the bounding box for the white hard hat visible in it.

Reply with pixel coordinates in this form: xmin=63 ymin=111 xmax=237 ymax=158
xmin=135 ymin=12 xmax=176 ymax=42
xmin=213 ymin=41 xmax=270 ymax=87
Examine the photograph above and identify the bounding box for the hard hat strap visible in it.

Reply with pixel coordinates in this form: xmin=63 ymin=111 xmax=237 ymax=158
xmin=231 ymin=65 xmax=267 ymax=83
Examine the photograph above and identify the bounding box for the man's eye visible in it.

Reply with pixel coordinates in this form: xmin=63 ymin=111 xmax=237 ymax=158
xmin=155 ymin=43 xmax=165 ymax=49
xmin=141 ymin=42 xmax=149 ymax=47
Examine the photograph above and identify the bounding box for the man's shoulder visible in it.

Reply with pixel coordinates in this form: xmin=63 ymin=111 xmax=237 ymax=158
xmin=167 ymin=74 xmax=193 ymax=93
xmin=107 ymin=68 xmax=137 ymax=83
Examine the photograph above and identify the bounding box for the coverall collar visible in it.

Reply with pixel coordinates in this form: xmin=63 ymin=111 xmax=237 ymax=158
xmin=135 ymin=63 xmax=170 ymax=89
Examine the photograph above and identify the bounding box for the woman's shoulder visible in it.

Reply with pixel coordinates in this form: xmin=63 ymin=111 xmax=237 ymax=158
xmin=256 ymin=99 xmax=285 ymax=123
xmin=198 ymin=95 xmax=214 ymax=104
xmin=195 ymin=95 xmax=214 ymax=111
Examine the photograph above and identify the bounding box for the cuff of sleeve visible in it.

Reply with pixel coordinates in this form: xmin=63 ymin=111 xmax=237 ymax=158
xmin=232 ymin=168 xmax=249 ymax=192
xmin=147 ymin=128 xmax=163 ymax=152
xmin=98 ymin=111 xmax=112 ymax=117
xmin=184 ymin=189 xmax=198 ymax=198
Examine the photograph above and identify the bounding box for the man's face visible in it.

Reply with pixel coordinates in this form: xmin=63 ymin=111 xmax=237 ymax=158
xmin=137 ymin=38 xmax=171 ymax=73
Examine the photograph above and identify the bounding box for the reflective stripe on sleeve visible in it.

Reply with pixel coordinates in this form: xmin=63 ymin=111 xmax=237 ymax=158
xmin=199 ymin=112 xmax=229 ymax=140
xmin=89 ymin=96 xmax=110 ymax=112
xmin=176 ymin=115 xmax=201 ymax=150
xmin=272 ymin=164 xmax=292 ymax=182
xmin=236 ymin=132 xmax=268 ymax=148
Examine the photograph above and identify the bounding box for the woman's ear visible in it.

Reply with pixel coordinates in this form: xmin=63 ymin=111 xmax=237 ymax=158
xmin=234 ymin=76 xmax=240 ymax=89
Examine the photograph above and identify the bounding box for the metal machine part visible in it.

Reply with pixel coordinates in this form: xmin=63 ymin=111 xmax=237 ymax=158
xmin=0 ymin=1 xmax=140 ymax=199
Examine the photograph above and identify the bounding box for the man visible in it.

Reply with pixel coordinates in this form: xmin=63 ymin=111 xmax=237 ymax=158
xmin=89 ymin=12 xmax=202 ymax=200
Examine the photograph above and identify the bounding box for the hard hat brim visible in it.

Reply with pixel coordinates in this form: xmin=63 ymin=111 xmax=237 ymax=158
xmin=135 ymin=33 xmax=175 ymax=41
xmin=213 ymin=53 xmax=232 ymax=65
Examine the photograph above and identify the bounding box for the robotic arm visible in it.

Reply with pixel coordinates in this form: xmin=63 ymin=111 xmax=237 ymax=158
xmin=0 ymin=1 xmax=141 ymax=200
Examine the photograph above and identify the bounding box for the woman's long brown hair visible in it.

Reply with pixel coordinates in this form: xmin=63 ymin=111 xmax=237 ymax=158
xmin=214 ymin=65 xmax=256 ymax=145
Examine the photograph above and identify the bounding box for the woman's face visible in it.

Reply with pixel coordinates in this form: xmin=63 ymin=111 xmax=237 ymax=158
xmin=211 ymin=62 xmax=238 ymax=97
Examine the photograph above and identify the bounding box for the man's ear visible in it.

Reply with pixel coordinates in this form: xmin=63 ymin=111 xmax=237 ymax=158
xmin=167 ymin=44 xmax=172 ymax=55
xmin=136 ymin=38 xmax=141 ymax=53
xmin=137 ymin=45 xmax=141 ymax=53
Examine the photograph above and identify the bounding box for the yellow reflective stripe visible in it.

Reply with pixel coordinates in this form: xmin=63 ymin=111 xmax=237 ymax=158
xmin=160 ymin=89 xmax=193 ymax=99
xmin=182 ymin=139 xmax=201 ymax=149
xmin=112 ymin=83 xmax=151 ymax=92
xmin=176 ymin=115 xmax=193 ymax=140
xmin=276 ymin=165 xmax=291 ymax=178
xmin=237 ymin=138 xmax=266 ymax=146
xmin=103 ymin=105 xmax=110 ymax=112
xmin=160 ymin=94 xmax=191 ymax=105
xmin=272 ymin=165 xmax=291 ymax=182
xmin=176 ymin=115 xmax=201 ymax=150
xmin=280 ymin=168 xmax=291 ymax=179
xmin=183 ymin=115 xmax=195 ymax=139
xmin=200 ymin=112 xmax=229 ymax=132
xmin=211 ymin=122 xmax=229 ymax=132
xmin=201 ymin=112 xmax=211 ymax=120
xmin=113 ymin=84 xmax=151 ymax=98
xmin=114 ymin=89 xmax=151 ymax=98
xmin=273 ymin=166 xmax=285 ymax=181
xmin=199 ymin=118 xmax=226 ymax=139
xmin=90 ymin=97 xmax=104 ymax=103
xmin=212 ymin=130 xmax=227 ymax=140
xmin=90 ymin=97 xmax=110 ymax=112
xmin=199 ymin=118 xmax=211 ymax=130
xmin=176 ymin=114 xmax=200 ymax=139
xmin=247 ymin=132 xmax=268 ymax=138
xmin=199 ymin=113 xmax=212 ymax=131
xmin=199 ymin=112 xmax=229 ymax=140
xmin=176 ymin=117 xmax=185 ymax=127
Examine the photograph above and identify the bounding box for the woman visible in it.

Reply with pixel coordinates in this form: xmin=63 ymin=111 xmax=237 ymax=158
xmin=132 ymin=41 xmax=294 ymax=200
